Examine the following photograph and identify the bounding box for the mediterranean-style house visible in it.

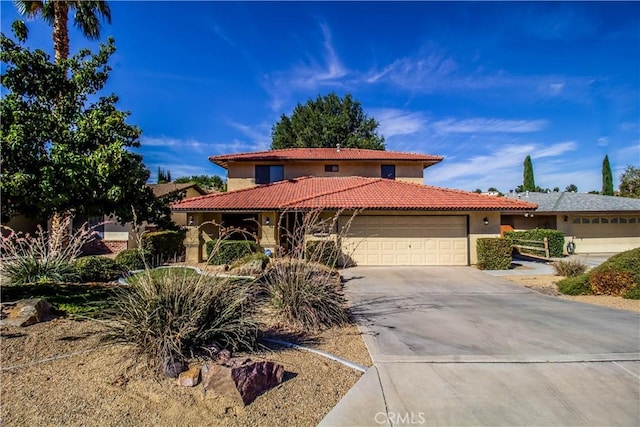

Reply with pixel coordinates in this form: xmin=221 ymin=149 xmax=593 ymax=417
xmin=502 ymin=191 xmax=640 ymax=253
xmin=172 ymin=147 xmax=537 ymax=266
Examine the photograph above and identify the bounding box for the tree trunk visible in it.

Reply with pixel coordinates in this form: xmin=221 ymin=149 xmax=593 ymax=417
xmin=52 ymin=1 xmax=69 ymax=61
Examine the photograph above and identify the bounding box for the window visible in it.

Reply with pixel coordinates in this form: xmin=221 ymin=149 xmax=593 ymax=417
xmin=611 ymin=218 xmax=619 ymax=224
xmin=255 ymin=165 xmax=284 ymax=184
xmin=591 ymin=218 xmax=600 ymax=224
xmin=620 ymin=218 xmax=628 ymax=224
xmin=630 ymin=217 xmax=637 ymax=224
xmin=572 ymin=218 xmax=581 ymax=224
xmin=325 ymin=164 xmax=339 ymax=172
xmin=381 ymin=164 xmax=396 ymax=180
xmin=600 ymin=218 xmax=609 ymax=224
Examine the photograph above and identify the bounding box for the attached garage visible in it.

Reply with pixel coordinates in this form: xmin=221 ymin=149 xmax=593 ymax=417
xmin=341 ymin=215 xmax=469 ymax=266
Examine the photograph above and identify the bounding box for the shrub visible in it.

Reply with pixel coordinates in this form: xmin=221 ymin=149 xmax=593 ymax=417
xmin=140 ymin=230 xmax=186 ymax=263
xmin=259 ymin=258 xmax=349 ymax=331
xmin=0 ymin=221 xmax=95 ymax=286
xmin=589 ymin=271 xmax=636 ymax=296
xmin=306 ymin=239 xmax=340 ymax=268
xmin=623 ymin=287 xmax=640 ymax=300
xmin=589 ymin=247 xmax=640 ymax=285
xmin=74 ymin=256 xmax=122 ymax=282
xmin=557 ymin=274 xmax=590 ymax=295
xmin=206 ymin=240 xmax=257 ymax=265
xmin=106 ymin=269 xmax=257 ymax=374
xmin=115 ymin=249 xmax=151 ymax=271
xmin=552 ymin=259 xmax=588 ymax=277
xmin=476 ymin=238 xmax=512 ymax=270
xmin=505 ymin=229 xmax=565 ymax=257
xmin=229 ymin=252 xmax=270 ymax=276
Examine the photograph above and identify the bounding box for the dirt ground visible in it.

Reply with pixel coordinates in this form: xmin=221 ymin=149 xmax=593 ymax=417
xmin=502 ymin=275 xmax=640 ymax=313
xmin=0 ymin=319 xmax=371 ymax=427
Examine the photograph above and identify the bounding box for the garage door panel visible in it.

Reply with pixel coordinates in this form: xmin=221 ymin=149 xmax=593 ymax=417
xmin=342 ymin=216 xmax=468 ymax=266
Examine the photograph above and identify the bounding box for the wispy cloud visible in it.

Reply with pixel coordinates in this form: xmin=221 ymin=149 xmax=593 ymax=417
xmin=141 ymin=136 xmax=213 ymax=153
xmin=371 ymin=108 xmax=425 ymax=138
xmin=263 ymin=21 xmax=347 ymax=111
xmin=425 ymin=141 xmax=578 ymax=191
xmin=212 ymin=23 xmax=237 ymax=48
xmin=226 ymin=121 xmax=272 ymax=150
xmin=597 ymin=136 xmax=609 ymax=147
xmin=432 ymin=118 xmax=548 ymax=134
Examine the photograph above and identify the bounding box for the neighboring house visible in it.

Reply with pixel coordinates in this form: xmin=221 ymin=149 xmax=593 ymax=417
xmin=503 ymin=191 xmax=640 ymax=253
xmin=82 ymin=182 xmax=207 ymax=254
xmin=172 ymin=148 xmax=536 ymax=266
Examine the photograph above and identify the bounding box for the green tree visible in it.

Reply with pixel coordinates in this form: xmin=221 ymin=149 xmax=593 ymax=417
xmin=602 ymin=155 xmax=614 ymax=196
xmin=552 ymin=187 xmax=560 ymax=192
xmin=14 ymin=0 xmax=111 ymax=61
xmin=619 ymin=165 xmax=640 ymax=198
xmin=473 ymin=188 xmax=482 ymax=194
xmin=174 ymin=174 xmax=226 ymax=192
xmin=271 ymin=92 xmax=385 ymax=150
xmin=0 ymin=24 xmax=168 ymax=228
xmin=523 ymin=155 xmax=536 ymax=192
xmin=565 ymin=184 xmax=578 ymax=193
xmin=157 ymin=167 xmax=171 ymax=184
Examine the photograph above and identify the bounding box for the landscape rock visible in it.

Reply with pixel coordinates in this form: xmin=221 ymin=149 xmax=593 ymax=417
xmin=163 ymin=356 xmax=187 ymax=378
xmin=177 ymin=366 xmax=201 ymax=387
xmin=0 ymin=299 xmax=54 ymax=327
xmin=202 ymin=357 xmax=284 ymax=405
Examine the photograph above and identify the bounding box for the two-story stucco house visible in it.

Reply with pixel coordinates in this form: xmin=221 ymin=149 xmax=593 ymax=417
xmin=172 ymin=147 xmax=536 ymax=266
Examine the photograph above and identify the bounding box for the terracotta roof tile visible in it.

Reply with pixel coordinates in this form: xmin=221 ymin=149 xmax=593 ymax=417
xmin=172 ymin=177 xmax=537 ymax=212
xmin=209 ymin=148 xmax=443 ymax=168
xmin=148 ymin=182 xmax=208 ymax=197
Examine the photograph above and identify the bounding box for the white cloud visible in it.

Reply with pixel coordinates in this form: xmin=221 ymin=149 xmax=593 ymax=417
xmin=432 ymin=118 xmax=548 ymax=134
xmin=264 ymin=21 xmax=347 ymax=111
xmin=425 ymin=141 xmax=578 ymax=192
xmin=140 ymin=136 xmax=212 ymax=153
xmin=597 ymin=136 xmax=609 ymax=147
xmin=226 ymin=121 xmax=272 ymax=150
xmin=371 ymin=108 xmax=425 ymax=138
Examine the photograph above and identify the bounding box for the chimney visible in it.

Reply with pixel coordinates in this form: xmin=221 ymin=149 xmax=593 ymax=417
xmin=336 ymin=143 xmax=341 ymax=152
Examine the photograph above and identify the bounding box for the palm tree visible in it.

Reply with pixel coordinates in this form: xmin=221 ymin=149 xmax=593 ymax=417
xmin=14 ymin=0 xmax=111 ymax=61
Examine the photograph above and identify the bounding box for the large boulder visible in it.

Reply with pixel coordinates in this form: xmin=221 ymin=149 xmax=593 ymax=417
xmin=202 ymin=357 xmax=284 ymax=405
xmin=0 ymin=299 xmax=54 ymax=327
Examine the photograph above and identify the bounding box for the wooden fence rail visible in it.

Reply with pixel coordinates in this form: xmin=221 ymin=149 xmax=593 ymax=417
xmin=511 ymin=237 xmax=550 ymax=260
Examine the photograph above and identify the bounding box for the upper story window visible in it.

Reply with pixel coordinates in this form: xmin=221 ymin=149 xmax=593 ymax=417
xmin=325 ymin=164 xmax=339 ymax=172
xmin=381 ymin=164 xmax=396 ymax=180
xmin=255 ymin=165 xmax=284 ymax=184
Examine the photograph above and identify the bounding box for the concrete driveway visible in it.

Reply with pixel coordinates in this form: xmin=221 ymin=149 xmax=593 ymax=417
xmin=320 ymin=267 xmax=640 ymax=426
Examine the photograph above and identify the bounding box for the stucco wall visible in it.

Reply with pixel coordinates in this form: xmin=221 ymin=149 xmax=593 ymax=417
xmin=226 ymin=161 xmax=425 ymax=190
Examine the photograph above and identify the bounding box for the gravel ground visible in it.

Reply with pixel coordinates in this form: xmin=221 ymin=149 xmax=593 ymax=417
xmin=502 ymin=275 xmax=640 ymax=312
xmin=0 ymin=318 xmax=371 ymax=427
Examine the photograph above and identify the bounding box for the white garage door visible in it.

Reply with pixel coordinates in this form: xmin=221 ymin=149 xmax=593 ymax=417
xmin=341 ymin=215 xmax=468 ymax=266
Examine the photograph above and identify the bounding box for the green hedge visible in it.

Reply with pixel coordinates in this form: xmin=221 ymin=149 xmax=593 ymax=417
xmin=74 ymin=256 xmax=122 ymax=282
xmin=206 ymin=240 xmax=257 ymax=265
xmin=476 ymin=238 xmax=512 ymax=270
xmin=504 ymin=229 xmax=565 ymax=257
xmin=141 ymin=230 xmax=186 ymax=262
xmin=306 ymin=240 xmax=340 ymax=268
xmin=115 ymin=249 xmax=151 ymax=271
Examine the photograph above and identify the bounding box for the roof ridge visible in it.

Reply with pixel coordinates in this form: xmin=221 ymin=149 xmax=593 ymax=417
xmin=172 ymin=176 xmax=315 ymax=206
xmin=281 ymin=176 xmax=383 ymax=208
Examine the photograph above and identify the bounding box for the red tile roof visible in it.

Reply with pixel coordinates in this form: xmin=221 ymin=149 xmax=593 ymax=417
xmin=172 ymin=176 xmax=537 ymax=212
xmin=209 ymin=148 xmax=443 ymax=168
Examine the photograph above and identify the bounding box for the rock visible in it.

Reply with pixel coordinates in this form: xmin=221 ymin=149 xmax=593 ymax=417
xmin=163 ymin=356 xmax=187 ymax=378
xmin=202 ymin=358 xmax=284 ymax=405
xmin=0 ymin=299 xmax=54 ymax=327
xmin=177 ymin=366 xmax=201 ymax=387
xmin=218 ymin=349 xmax=232 ymax=362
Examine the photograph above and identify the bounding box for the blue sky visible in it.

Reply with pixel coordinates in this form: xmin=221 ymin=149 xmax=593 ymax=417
xmin=2 ymin=1 xmax=638 ymax=193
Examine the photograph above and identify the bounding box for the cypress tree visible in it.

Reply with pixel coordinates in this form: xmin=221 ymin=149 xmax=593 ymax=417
xmin=602 ymin=155 xmax=614 ymax=196
xmin=523 ymin=155 xmax=536 ymax=192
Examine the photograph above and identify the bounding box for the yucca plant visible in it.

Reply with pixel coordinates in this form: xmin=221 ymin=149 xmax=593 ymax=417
xmin=105 ymin=268 xmax=257 ymax=374
xmin=0 ymin=218 xmax=97 ymax=285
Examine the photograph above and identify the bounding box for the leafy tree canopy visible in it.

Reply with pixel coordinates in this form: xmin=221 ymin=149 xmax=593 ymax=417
xmin=1 ymin=23 xmax=169 ymax=227
xmin=174 ymin=174 xmax=227 ymax=192
xmin=565 ymin=184 xmax=578 ymax=193
xmin=271 ymin=92 xmax=385 ymax=150
xmin=522 ymin=155 xmax=536 ymax=192
xmin=619 ymin=165 xmax=640 ymax=198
